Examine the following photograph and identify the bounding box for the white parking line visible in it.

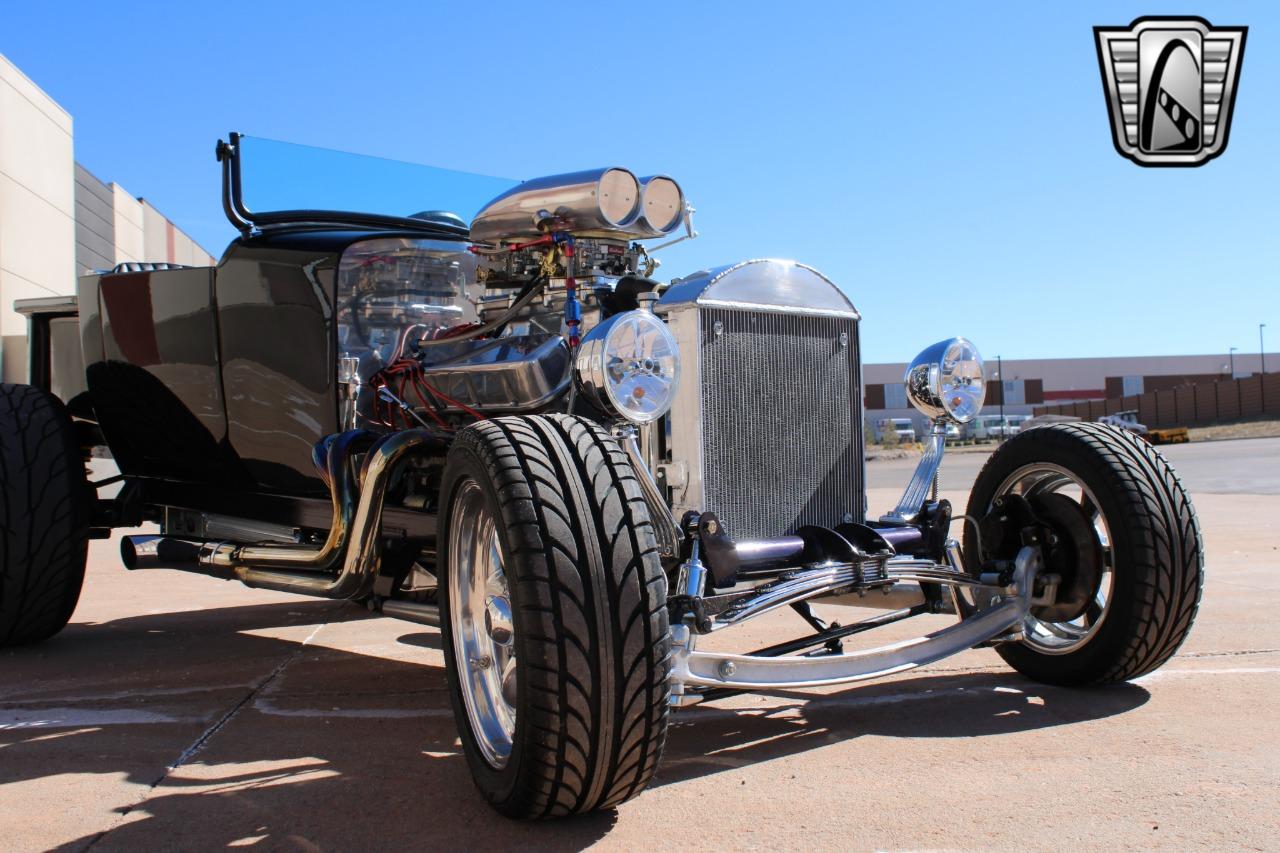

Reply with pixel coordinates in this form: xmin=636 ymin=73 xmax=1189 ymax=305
xmin=1135 ymin=665 xmax=1280 ymax=682
xmin=0 ymin=708 xmax=195 ymax=730
xmin=252 ymin=698 xmax=450 ymax=719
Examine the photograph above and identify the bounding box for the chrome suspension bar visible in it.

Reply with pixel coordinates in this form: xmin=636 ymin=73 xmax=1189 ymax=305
xmin=711 ymin=552 xmax=1003 ymax=630
xmin=670 ymin=546 xmax=1041 ymax=697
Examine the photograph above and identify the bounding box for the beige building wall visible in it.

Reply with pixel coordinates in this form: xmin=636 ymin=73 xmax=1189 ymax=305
xmin=111 ymin=184 xmax=145 ymax=265
xmin=173 ymin=227 xmax=217 ymax=267
xmin=139 ymin=198 xmax=216 ymax=267
xmin=0 ymin=53 xmax=76 ymax=383
xmin=140 ymin=199 xmax=168 ymax=262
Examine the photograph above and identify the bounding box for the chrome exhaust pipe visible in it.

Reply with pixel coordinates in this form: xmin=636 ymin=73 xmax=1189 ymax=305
xmin=379 ymin=599 xmax=441 ymax=627
xmin=120 ymin=428 xmax=448 ymax=600
xmin=121 ymin=535 xmax=207 ymax=571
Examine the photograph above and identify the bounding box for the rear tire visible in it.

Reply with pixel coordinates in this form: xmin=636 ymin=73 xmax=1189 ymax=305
xmin=965 ymin=422 xmax=1202 ymax=685
xmin=438 ymin=415 xmax=671 ymax=818
xmin=0 ymin=384 xmax=90 ymax=646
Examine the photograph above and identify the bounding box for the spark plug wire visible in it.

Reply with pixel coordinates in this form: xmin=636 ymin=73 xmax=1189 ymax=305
xmin=368 ymin=357 xmax=486 ymax=429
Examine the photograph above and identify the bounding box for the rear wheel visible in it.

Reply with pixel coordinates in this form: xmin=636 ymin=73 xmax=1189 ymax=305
xmin=965 ymin=422 xmax=1202 ymax=685
xmin=438 ymin=415 xmax=671 ymax=818
xmin=0 ymin=384 xmax=90 ymax=646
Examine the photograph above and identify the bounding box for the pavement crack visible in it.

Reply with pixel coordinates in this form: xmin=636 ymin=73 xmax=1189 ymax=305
xmin=1179 ymin=648 xmax=1280 ymax=659
xmin=167 ymin=621 xmax=326 ymax=772
xmin=79 ymin=618 xmax=333 ymax=852
xmin=264 ymin=686 xmax=448 ymax=699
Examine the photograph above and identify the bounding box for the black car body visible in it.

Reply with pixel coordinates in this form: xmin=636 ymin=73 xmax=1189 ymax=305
xmin=4 ymin=134 xmax=1204 ymax=819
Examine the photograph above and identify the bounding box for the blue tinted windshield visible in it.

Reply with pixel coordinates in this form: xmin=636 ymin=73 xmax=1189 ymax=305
xmin=239 ymin=136 xmax=519 ymax=223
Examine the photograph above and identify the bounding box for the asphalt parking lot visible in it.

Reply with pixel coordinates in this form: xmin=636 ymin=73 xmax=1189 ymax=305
xmin=2 ymin=438 xmax=1277 ymax=851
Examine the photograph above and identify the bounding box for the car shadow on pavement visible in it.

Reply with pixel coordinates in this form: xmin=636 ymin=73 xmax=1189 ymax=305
xmin=0 ymin=600 xmax=1146 ymax=851
xmin=656 ymin=673 xmax=1150 ymax=788
xmin=1 ymin=600 xmax=620 ymax=851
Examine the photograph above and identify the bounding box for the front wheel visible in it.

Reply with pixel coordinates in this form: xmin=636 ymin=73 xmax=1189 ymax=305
xmin=438 ymin=415 xmax=671 ymax=818
xmin=965 ymin=422 xmax=1202 ymax=685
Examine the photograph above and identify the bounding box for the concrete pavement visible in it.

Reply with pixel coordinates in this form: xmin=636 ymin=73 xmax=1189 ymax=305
xmin=866 ymin=435 xmax=1280 ymax=495
xmin=0 ymin=439 xmax=1277 ymax=850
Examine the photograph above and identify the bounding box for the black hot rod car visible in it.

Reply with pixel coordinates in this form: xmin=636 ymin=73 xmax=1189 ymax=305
xmin=2 ymin=135 xmax=1202 ymax=818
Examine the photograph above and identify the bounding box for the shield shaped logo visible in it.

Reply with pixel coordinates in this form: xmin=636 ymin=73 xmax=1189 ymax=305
xmin=1095 ymin=17 xmax=1247 ymax=166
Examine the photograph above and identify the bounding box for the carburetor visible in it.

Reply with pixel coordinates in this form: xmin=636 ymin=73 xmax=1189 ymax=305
xmin=474 ymin=236 xmax=657 ymax=339
xmin=467 ymin=165 xmax=691 ymax=341
xmin=476 ymin=235 xmax=652 ymax=287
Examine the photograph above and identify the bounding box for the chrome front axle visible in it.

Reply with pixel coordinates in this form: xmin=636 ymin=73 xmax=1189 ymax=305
xmin=668 ymin=545 xmax=1042 ymax=703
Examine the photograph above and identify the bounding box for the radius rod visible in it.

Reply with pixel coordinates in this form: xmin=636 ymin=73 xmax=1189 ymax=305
xmin=694 ymin=605 xmax=929 ymax=704
xmin=752 ymin=604 xmax=932 ymax=658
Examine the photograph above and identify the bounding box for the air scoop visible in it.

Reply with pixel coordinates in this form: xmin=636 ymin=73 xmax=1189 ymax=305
xmin=470 ymin=167 xmax=642 ymax=242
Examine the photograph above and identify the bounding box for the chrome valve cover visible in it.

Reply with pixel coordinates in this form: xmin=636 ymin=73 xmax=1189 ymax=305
xmin=655 ymin=260 xmax=864 ymax=540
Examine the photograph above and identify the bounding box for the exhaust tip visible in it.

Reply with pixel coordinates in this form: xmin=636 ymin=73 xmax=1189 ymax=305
xmin=120 ymin=536 xmax=153 ymax=569
xmin=120 ymin=535 xmax=202 ymax=570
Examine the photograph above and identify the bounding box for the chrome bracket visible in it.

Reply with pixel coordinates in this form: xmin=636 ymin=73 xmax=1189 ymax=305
xmin=668 ymin=623 xmax=699 ymax=706
xmin=880 ymin=418 xmax=947 ymax=524
xmin=614 ymin=423 xmax=682 ymax=559
xmin=645 ymin=203 xmax=699 ymax=254
xmin=674 ymin=538 xmax=707 ymax=599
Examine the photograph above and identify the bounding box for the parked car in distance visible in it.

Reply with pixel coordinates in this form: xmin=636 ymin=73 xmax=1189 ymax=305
xmin=1098 ymin=409 xmax=1148 ymax=435
xmin=972 ymin=414 xmax=1030 ymax=440
xmin=970 ymin=414 xmax=1006 ymax=440
xmin=876 ymin=417 xmax=917 ymax=443
xmin=1020 ymin=413 xmax=1081 ymax=430
xmin=1006 ymin=414 xmax=1031 ymax=434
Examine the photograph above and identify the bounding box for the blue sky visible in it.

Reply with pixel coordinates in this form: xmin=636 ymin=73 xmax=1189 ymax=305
xmin=4 ymin=1 xmax=1275 ymax=363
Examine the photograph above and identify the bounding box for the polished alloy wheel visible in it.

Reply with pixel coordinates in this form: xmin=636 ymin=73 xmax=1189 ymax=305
xmin=993 ymin=462 xmax=1115 ymax=655
xmin=447 ymin=479 xmax=517 ymax=768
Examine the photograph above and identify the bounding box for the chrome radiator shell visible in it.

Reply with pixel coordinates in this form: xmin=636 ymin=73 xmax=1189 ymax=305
xmin=656 ymin=260 xmax=864 ymax=540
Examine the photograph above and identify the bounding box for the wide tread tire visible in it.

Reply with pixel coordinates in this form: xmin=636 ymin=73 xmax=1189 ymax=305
xmin=438 ymin=415 xmax=670 ymax=818
xmin=965 ymin=422 xmax=1202 ymax=685
xmin=0 ymin=384 xmax=90 ymax=646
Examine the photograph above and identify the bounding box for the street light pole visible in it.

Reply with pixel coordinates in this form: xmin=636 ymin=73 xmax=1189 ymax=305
xmin=997 ymin=354 xmax=1005 ymax=442
xmin=1262 ymin=324 xmax=1269 ymax=411
xmin=1262 ymin=324 xmax=1268 ymax=376
xmin=1229 ymin=346 xmax=1237 ymax=378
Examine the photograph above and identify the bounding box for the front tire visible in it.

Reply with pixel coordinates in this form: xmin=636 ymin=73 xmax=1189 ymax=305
xmin=438 ymin=415 xmax=670 ymax=818
xmin=966 ymin=422 xmax=1202 ymax=685
xmin=0 ymin=384 xmax=90 ymax=647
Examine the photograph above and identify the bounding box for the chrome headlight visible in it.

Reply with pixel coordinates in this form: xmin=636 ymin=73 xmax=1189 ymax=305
xmin=904 ymin=337 xmax=985 ymax=424
xmin=574 ymin=310 xmax=680 ymax=423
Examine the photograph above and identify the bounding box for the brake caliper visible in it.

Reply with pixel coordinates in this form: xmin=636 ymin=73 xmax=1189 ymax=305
xmin=979 ymin=493 xmax=1102 ymax=622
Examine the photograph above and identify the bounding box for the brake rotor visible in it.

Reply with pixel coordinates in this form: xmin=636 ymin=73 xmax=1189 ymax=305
xmin=1028 ymin=492 xmax=1104 ymax=622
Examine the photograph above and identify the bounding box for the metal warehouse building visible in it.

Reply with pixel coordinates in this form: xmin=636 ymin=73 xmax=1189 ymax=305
xmin=864 ymin=352 xmax=1275 ymax=437
xmin=0 ymin=52 xmax=214 ymax=383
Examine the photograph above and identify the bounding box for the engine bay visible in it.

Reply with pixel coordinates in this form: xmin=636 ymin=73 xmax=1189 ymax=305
xmin=336 ymin=179 xmax=683 ymax=433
